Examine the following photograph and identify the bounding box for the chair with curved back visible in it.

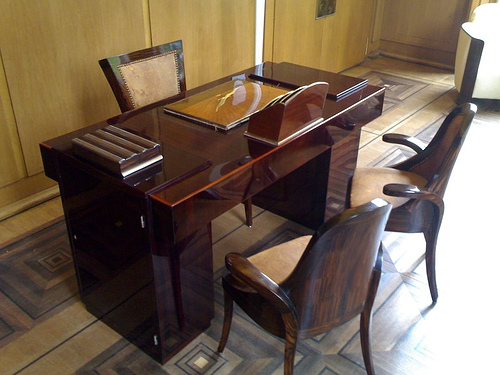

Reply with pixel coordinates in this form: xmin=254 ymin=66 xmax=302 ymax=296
xmin=218 ymin=199 xmax=392 ymax=375
xmin=99 ymin=40 xmax=186 ymax=112
xmin=99 ymin=40 xmax=253 ymax=226
xmin=349 ymin=103 xmax=477 ymax=304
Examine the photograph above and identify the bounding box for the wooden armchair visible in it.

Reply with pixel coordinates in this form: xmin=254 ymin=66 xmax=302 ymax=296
xmin=349 ymin=103 xmax=477 ymax=303
xmin=218 ymin=199 xmax=392 ymax=375
xmin=99 ymin=40 xmax=186 ymax=112
xmin=100 ymin=40 xmax=253 ymax=226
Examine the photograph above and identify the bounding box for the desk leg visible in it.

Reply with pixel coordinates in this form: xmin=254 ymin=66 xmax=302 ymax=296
xmin=151 ymin=222 xmax=214 ymax=364
xmin=325 ymin=127 xmax=361 ymax=219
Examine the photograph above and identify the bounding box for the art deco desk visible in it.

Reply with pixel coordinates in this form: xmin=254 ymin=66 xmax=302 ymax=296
xmin=40 ymin=62 xmax=384 ymax=364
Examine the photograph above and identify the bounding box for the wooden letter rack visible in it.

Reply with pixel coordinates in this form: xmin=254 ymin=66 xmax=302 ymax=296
xmin=244 ymin=82 xmax=329 ymax=145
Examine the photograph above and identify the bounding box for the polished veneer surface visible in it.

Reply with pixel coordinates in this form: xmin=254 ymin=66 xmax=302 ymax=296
xmin=2 ymin=57 xmax=499 ymax=374
xmin=39 ymin=62 xmax=384 ymax=364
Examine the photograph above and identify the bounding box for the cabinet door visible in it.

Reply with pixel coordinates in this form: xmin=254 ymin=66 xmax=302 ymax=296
xmin=58 ymin=158 xmax=162 ymax=362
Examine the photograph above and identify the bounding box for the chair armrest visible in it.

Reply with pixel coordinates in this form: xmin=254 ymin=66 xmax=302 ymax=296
xmin=225 ymin=253 xmax=297 ymax=317
xmin=374 ymin=243 xmax=383 ymax=273
xmin=383 ymin=183 xmax=444 ymax=212
xmin=382 ymin=133 xmax=426 ymax=153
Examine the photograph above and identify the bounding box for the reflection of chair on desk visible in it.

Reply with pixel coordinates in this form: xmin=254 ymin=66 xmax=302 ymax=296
xmin=99 ymin=40 xmax=186 ymax=112
xmin=218 ymin=199 xmax=391 ymax=375
xmin=349 ymin=103 xmax=477 ymax=304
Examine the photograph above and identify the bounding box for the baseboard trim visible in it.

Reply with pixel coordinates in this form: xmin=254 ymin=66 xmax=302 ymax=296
xmin=379 ymin=51 xmax=454 ymax=72
xmin=0 ymin=185 xmax=60 ymax=222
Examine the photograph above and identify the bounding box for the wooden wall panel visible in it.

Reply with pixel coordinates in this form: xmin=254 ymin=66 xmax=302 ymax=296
xmin=0 ymin=0 xmax=147 ymax=177
xmin=381 ymin=0 xmax=470 ymax=52
xmin=378 ymin=0 xmax=471 ymax=68
xmin=0 ymin=54 xmax=25 ymax=188
xmin=149 ymin=0 xmax=256 ymax=89
xmin=269 ymin=0 xmax=377 ymax=73
xmin=263 ymin=0 xmax=276 ymax=62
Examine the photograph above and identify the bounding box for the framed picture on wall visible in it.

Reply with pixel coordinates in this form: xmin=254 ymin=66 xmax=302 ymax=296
xmin=316 ymin=0 xmax=336 ymax=19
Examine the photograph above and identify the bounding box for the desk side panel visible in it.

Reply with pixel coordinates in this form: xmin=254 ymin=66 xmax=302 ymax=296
xmin=57 ymin=157 xmax=163 ymax=362
xmin=40 ymin=143 xmax=60 ymax=182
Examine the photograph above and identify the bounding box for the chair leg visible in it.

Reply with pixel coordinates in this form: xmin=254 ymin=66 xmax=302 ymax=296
xmin=283 ymin=317 xmax=298 ymax=375
xmin=360 ymin=310 xmax=376 ymax=375
xmin=360 ymin=244 xmax=383 ymax=375
xmin=218 ymin=289 xmax=234 ymax=352
xmin=244 ymin=198 xmax=253 ymax=227
xmin=423 ymin=229 xmax=439 ymax=304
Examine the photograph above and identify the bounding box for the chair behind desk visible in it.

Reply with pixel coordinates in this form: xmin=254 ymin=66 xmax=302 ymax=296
xmin=99 ymin=40 xmax=186 ymax=112
xmin=99 ymin=40 xmax=254 ymax=227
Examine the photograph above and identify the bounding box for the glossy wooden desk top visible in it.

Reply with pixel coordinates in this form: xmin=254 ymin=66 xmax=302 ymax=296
xmin=41 ymin=61 xmax=383 ymax=212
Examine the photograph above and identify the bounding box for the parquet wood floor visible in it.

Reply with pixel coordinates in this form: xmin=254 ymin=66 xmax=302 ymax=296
xmin=1 ymin=57 xmax=499 ymax=374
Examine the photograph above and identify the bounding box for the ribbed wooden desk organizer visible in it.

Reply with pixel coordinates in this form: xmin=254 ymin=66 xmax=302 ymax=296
xmin=245 ymin=82 xmax=329 ymax=145
xmin=72 ymin=125 xmax=163 ymax=178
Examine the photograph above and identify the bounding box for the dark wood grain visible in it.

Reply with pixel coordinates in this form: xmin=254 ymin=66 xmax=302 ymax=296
xmin=218 ymin=199 xmax=391 ymax=375
xmin=246 ymin=82 xmax=328 ymax=144
xmin=40 ymin=62 xmax=385 ymax=363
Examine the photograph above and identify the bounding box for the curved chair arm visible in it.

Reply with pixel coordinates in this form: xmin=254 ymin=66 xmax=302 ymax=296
xmin=383 ymin=183 xmax=444 ymax=213
xmin=374 ymin=243 xmax=384 ymax=273
xmin=225 ymin=253 xmax=298 ymax=318
xmin=382 ymin=133 xmax=426 ymax=153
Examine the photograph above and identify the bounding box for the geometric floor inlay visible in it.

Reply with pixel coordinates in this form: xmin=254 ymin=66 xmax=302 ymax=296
xmin=360 ymin=71 xmax=429 ymax=102
xmin=36 ymin=249 xmax=72 ymax=272
xmin=175 ymin=342 xmax=226 ymax=374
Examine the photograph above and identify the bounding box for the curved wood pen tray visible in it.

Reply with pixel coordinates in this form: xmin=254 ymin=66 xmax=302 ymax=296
xmin=245 ymin=82 xmax=329 ymax=146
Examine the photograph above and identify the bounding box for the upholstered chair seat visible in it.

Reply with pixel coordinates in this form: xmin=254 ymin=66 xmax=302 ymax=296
xmin=350 ymin=167 xmax=427 ymax=208
xmin=246 ymin=235 xmax=312 ymax=284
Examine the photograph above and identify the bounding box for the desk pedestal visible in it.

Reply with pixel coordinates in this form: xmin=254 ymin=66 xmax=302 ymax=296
xmin=58 ymin=157 xmax=214 ymax=364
